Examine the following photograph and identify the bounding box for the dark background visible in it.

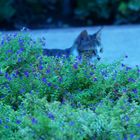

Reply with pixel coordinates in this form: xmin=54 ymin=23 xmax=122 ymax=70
xmin=0 ymin=0 xmax=140 ymax=30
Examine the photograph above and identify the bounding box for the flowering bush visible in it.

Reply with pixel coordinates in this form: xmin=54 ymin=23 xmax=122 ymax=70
xmin=0 ymin=32 xmax=140 ymax=139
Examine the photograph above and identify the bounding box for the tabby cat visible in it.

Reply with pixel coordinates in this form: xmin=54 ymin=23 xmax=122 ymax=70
xmin=43 ymin=27 xmax=103 ymax=63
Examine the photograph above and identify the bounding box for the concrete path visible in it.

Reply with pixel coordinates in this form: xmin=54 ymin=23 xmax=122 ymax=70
xmin=2 ymin=25 xmax=140 ymax=67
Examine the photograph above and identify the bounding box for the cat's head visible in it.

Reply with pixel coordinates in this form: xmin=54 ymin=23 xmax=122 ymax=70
xmin=72 ymin=27 xmax=103 ymax=63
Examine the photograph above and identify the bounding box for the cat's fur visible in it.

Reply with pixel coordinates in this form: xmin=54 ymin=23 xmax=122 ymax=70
xmin=43 ymin=27 xmax=103 ymax=63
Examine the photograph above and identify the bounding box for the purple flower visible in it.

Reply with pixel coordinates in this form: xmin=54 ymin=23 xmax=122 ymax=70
xmin=69 ymin=121 xmax=75 ymax=126
xmin=17 ymin=47 xmax=24 ymax=54
xmin=6 ymin=49 xmax=13 ymax=54
xmin=130 ymin=134 xmax=135 ymax=139
xmin=0 ymin=71 xmax=3 ymax=75
xmin=31 ymin=118 xmax=38 ymax=124
xmin=128 ymin=78 xmax=135 ymax=83
xmin=73 ymin=63 xmax=78 ymax=69
xmin=47 ymin=82 xmax=52 ymax=87
xmin=123 ymin=88 xmax=127 ymax=93
xmin=24 ymin=71 xmax=29 ymax=77
xmin=13 ymin=33 xmax=17 ymax=38
xmin=18 ymin=39 xmax=24 ymax=47
xmin=46 ymin=69 xmax=50 ymax=74
xmin=121 ymin=64 xmax=125 ymax=67
xmin=47 ymin=112 xmax=55 ymax=120
xmin=0 ymin=95 xmax=6 ymax=99
xmin=0 ymin=119 xmax=2 ymax=124
xmin=89 ymin=72 xmax=94 ymax=76
xmin=124 ymin=115 xmax=130 ymax=122
xmin=101 ymin=70 xmax=107 ymax=77
xmin=4 ymin=125 xmax=9 ymax=129
xmin=6 ymin=35 xmax=11 ymax=42
xmin=20 ymin=88 xmax=26 ymax=94
xmin=16 ymin=119 xmax=21 ymax=124
xmin=132 ymin=88 xmax=138 ymax=94
xmin=6 ymin=118 xmax=10 ymax=122
xmin=136 ymin=123 xmax=140 ymax=127
xmin=1 ymin=40 xmax=4 ymax=46
xmin=137 ymin=69 xmax=140 ymax=73
xmin=39 ymin=65 xmax=43 ymax=70
xmin=76 ymin=56 xmax=82 ymax=61
xmin=123 ymin=135 xmax=127 ymax=140
xmin=18 ymin=58 xmax=22 ymax=62
xmin=5 ymin=73 xmax=12 ymax=81
xmin=126 ymin=66 xmax=132 ymax=71
xmin=93 ymin=77 xmax=98 ymax=82
xmin=42 ymin=77 xmax=47 ymax=83
xmin=15 ymin=70 xmax=19 ymax=75
xmin=59 ymin=77 xmax=63 ymax=83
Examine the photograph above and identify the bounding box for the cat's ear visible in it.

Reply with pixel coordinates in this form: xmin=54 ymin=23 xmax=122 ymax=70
xmin=94 ymin=27 xmax=103 ymax=39
xmin=79 ymin=30 xmax=88 ymax=39
xmin=75 ymin=30 xmax=88 ymax=44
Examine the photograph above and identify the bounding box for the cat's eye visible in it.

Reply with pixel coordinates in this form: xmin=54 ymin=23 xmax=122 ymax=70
xmin=100 ymin=48 xmax=103 ymax=53
xmin=92 ymin=50 xmax=96 ymax=55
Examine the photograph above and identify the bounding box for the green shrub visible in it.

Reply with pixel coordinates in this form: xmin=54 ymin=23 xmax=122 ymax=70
xmin=0 ymin=0 xmax=15 ymax=21
xmin=0 ymin=32 xmax=140 ymax=139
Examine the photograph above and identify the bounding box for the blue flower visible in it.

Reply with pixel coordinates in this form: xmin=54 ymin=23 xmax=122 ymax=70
xmin=121 ymin=64 xmax=125 ymax=67
xmin=69 ymin=121 xmax=75 ymax=126
xmin=128 ymin=78 xmax=135 ymax=83
xmin=124 ymin=115 xmax=130 ymax=122
xmin=132 ymin=88 xmax=138 ymax=94
xmin=89 ymin=72 xmax=94 ymax=76
xmin=42 ymin=77 xmax=47 ymax=83
xmin=20 ymin=88 xmax=26 ymax=94
xmin=47 ymin=82 xmax=52 ymax=87
xmin=46 ymin=69 xmax=50 ymax=74
xmin=59 ymin=77 xmax=63 ymax=83
xmin=16 ymin=119 xmax=21 ymax=124
xmin=4 ymin=125 xmax=9 ymax=129
xmin=130 ymin=134 xmax=135 ymax=139
xmin=5 ymin=73 xmax=12 ymax=81
xmin=126 ymin=66 xmax=132 ymax=71
xmin=47 ymin=112 xmax=55 ymax=120
xmin=122 ymin=88 xmax=127 ymax=93
xmin=94 ymin=77 xmax=98 ymax=82
xmin=123 ymin=135 xmax=127 ymax=140
xmin=6 ymin=118 xmax=10 ymax=122
xmin=24 ymin=71 xmax=29 ymax=77
xmin=136 ymin=123 xmax=140 ymax=127
xmin=31 ymin=118 xmax=38 ymax=124
xmin=18 ymin=39 xmax=24 ymax=47
xmin=0 ymin=40 xmax=4 ymax=46
xmin=0 ymin=119 xmax=2 ymax=124
xmin=17 ymin=47 xmax=24 ymax=54
xmin=6 ymin=49 xmax=13 ymax=54
xmin=0 ymin=71 xmax=3 ymax=75
xmin=18 ymin=58 xmax=22 ymax=62
xmin=39 ymin=65 xmax=43 ymax=70
xmin=73 ymin=63 xmax=78 ymax=69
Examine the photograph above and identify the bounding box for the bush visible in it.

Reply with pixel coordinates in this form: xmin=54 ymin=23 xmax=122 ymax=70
xmin=0 ymin=32 xmax=140 ymax=139
xmin=0 ymin=0 xmax=15 ymax=21
xmin=1 ymin=0 xmax=140 ymax=29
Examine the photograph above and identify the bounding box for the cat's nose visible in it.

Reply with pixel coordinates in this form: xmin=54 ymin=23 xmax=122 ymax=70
xmin=97 ymin=57 xmax=101 ymax=61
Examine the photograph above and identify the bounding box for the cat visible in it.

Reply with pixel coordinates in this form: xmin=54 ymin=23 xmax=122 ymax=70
xmin=43 ymin=27 xmax=103 ymax=63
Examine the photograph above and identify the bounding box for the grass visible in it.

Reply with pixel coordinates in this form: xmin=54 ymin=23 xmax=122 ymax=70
xmin=0 ymin=32 xmax=140 ymax=140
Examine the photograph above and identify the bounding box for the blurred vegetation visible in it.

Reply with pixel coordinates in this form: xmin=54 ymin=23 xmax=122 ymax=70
xmin=0 ymin=0 xmax=140 ymax=30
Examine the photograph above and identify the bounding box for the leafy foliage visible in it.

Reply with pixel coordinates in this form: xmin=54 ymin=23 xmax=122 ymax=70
xmin=0 ymin=0 xmax=15 ymax=21
xmin=1 ymin=0 xmax=140 ymax=29
xmin=0 ymin=32 xmax=140 ymax=139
